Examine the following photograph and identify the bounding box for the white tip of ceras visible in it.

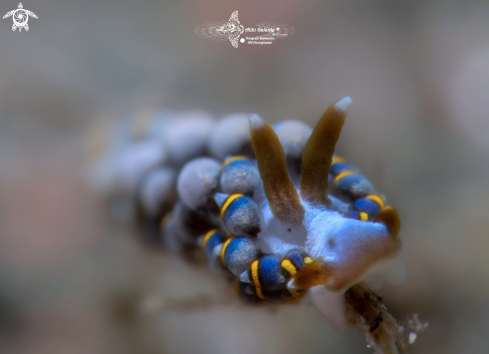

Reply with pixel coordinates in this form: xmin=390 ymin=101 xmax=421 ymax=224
xmin=214 ymin=192 xmax=228 ymax=208
xmin=334 ymin=96 xmax=352 ymax=113
xmin=287 ymin=278 xmax=299 ymax=291
xmin=249 ymin=114 xmax=264 ymax=129
xmin=239 ymin=271 xmax=251 ymax=283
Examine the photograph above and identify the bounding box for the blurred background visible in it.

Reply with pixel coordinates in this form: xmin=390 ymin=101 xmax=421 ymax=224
xmin=1 ymin=0 xmax=489 ymax=353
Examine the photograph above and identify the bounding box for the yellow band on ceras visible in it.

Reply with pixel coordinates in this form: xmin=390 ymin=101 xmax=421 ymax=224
xmin=331 ymin=156 xmax=345 ymax=164
xmin=221 ymin=155 xmax=249 ymax=169
xmin=251 ymin=259 xmax=261 ymax=288
xmin=281 ymin=259 xmax=297 ymax=276
xmin=220 ymin=238 xmax=233 ymax=266
xmin=220 ymin=193 xmax=243 ymax=219
xmin=202 ymin=229 xmax=217 ymax=250
xmin=255 ymin=287 xmax=266 ymax=300
xmin=334 ymin=170 xmax=356 ymax=183
xmin=251 ymin=259 xmax=266 ymax=300
xmin=366 ymin=195 xmax=385 ymax=208
xmin=281 ymin=259 xmax=304 ymax=299
xmin=250 ymin=260 xmax=267 ymax=299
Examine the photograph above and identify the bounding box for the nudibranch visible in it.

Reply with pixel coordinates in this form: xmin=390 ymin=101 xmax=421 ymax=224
xmin=89 ymin=97 xmax=404 ymax=329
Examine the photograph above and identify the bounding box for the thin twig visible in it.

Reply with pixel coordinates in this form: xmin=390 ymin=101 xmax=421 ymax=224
xmin=345 ymin=282 xmax=409 ymax=354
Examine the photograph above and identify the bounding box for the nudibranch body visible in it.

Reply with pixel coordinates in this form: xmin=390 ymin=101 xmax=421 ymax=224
xmin=90 ymin=97 xmax=403 ymax=328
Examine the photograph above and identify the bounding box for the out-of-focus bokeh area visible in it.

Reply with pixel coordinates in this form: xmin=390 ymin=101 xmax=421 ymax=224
xmin=1 ymin=0 xmax=489 ymax=353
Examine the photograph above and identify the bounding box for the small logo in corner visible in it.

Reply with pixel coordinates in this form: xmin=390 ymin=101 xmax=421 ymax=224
xmin=195 ymin=11 xmax=294 ymax=48
xmin=3 ymin=3 xmax=38 ymax=32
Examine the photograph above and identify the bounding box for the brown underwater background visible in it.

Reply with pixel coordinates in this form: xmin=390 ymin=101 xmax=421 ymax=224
xmin=1 ymin=1 xmax=489 ymax=353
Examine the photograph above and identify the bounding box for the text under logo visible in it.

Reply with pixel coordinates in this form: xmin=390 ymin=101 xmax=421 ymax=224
xmin=195 ymin=11 xmax=294 ymax=48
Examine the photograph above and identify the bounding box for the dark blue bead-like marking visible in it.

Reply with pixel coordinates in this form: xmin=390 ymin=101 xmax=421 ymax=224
xmin=202 ymin=230 xmax=228 ymax=261
xmin=334 ymin=173 xmax=375 ymax=200
xmin=257 ymin=255 xmax=282 ymax=291
xmin=222 ymin=195 xmax=261 ymax=236
xmin=354 ymin=197 xmax=383 ymax=220
xmin=285 ymin=249 xmax=304 ymax=269
xmin=329 ymin=162 xmax=360 ymax=176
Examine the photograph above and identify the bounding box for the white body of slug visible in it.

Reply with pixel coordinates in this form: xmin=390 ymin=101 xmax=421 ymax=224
xmin=254 ymin=186 xmax=402 ymax=328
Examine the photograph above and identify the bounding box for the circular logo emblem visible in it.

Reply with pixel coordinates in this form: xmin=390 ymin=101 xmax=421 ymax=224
xmin=13 ymin=9 xmax=28 ymax=27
